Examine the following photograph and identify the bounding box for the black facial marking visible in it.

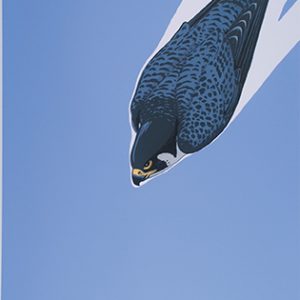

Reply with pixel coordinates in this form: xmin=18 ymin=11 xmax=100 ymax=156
xmin=130 ymin=118 xmax=177 ymax=170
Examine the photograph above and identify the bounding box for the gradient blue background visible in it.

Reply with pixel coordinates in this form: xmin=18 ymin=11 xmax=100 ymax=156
xmin=3 ymin=1 xmax=300 ymax=299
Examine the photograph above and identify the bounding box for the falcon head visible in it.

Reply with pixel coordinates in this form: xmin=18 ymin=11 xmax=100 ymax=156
xmin=130 ymin=119 xmax=184 ymax=186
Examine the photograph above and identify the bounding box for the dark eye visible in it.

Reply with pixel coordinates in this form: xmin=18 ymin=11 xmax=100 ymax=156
xmin=144 ymin=160 xmax=153 ymax=170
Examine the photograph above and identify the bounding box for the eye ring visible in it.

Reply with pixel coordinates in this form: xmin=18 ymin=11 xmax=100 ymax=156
xmin=144 ymin=160 xmax=153 ymax=170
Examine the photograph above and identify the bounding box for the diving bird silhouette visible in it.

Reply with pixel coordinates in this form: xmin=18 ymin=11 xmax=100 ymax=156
xmin=129 ymin=0 xmax=269 ymax=186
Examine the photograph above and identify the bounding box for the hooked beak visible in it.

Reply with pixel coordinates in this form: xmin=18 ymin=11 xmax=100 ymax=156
xmin=131 ymin=169 xmax=157 ymax=186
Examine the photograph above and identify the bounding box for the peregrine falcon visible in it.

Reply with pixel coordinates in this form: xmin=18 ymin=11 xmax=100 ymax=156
xmin=129 ymin=0 xmax=269 ymax=186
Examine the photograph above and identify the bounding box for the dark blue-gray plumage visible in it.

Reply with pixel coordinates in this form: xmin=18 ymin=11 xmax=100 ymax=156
xmin=130 ymin=0 xmax=269 ymax=186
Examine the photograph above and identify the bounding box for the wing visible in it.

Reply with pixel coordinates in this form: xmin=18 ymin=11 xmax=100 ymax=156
xmin=177 ymin=0 xmax=269 ymax=153
xmin=176 ymin=54 xmax=235 ymax=154
xmin=130 ymin=22 xmax=190 ymax=132
xmin=130 ymin=0 xmax=237 ymax=132
xmin=226 ymin=0 xmax=269 ymax=104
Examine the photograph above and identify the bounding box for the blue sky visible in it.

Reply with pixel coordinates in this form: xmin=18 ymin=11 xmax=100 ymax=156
xmin=3 ymin=1 xmax=300 ymax=299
